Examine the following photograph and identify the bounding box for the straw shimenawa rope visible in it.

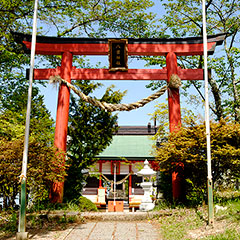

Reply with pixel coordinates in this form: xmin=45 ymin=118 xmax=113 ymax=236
xmin=49 ymin=74 xmax=181 ymax=112
xmin=101 ymin=172 xmax=132 ymax=185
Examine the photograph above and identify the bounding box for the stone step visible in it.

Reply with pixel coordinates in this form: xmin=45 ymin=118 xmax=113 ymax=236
xmin=81 ymin=211 xmax=159 ymax=221
xmin=32 ymin=210 xmax=169 ymax=222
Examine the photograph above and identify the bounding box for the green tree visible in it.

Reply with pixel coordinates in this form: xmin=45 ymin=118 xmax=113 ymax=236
xmin=0 ymin=113 xmax=66 ymax=209
xmin=0 ymin=65 xmax=57 ymax=208
xmin=149 ymin=101 xmax=200 ymax=142
xmin=155 ymin=120 xmax=240 ymax=205
xmin=146 ymin=0 xmax=240 ymax=122
xmin=0 ymin=78 xmax=55 ymax=143
xmin=64 ymin=81 xmax=124 ymax=201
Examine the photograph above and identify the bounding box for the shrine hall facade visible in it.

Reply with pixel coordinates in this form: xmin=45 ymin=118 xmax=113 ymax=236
xmin=82 ymin=124 xmax=157 ymax=208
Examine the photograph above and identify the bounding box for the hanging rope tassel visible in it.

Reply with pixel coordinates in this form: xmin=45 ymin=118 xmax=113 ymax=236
xmin=49 ymin=74 xmax=181 ymax=112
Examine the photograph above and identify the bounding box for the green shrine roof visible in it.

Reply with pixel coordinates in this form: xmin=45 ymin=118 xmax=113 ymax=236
xmin=97 ymin=135 xmax=155 ymax=160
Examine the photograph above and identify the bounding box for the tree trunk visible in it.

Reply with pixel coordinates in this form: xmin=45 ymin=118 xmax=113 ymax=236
xmin=224 ymin=34 xmax=240 ymax=122
xmin=208 ymin=76 xmax=224 ymax=121
xmin=3 ymin=196 xmax=7 ymax=209
xmin=227 ymin=52 xmax=240 ymax=122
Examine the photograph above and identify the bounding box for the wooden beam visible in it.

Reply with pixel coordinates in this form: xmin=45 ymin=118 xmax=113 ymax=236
xmin=33 ymin=68 xmax=204 ymax=81
xmin=23 ymin=41 xmax=216 ymax=56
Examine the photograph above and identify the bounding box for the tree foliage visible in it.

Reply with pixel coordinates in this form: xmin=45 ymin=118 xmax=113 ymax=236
xmin=155 ymin=120 xmax=240 ymax=204
xmin=149 ymin=101 xmax=200 ymax=138
xmin=1 ymin=0 xmax=157 ymax=73
xmin=146 ymin=0 xmax=240 ymax=122
xmin=64 ymin=81 xmax=125 ymax=201
xmin=1 ymin=0 xmax=155 ymax=52
xmin=0 ymin=55 xmax=58 ymax=209
xmin=0 ymin=114 xmax=66 ymax=209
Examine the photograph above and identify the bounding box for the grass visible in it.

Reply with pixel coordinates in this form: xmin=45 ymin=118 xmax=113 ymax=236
xmin=154 ymin=197 xmax=240 ymax=240
xmin=203 ymin=229 xmax=240 ymax=240
xmin=0 ymin=211 xmax=18 ymax=237
xmin=0 ymin=211 xmax=84 ymax=240
xmin=156 ymin=208 xmax=205 ymax=240
xmin=0 ymin=196 xmax=96 ymax=239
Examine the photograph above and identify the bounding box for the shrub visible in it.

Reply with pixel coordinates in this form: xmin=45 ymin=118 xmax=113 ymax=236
xmin=77 ymin=196 xmax=98 ymax=212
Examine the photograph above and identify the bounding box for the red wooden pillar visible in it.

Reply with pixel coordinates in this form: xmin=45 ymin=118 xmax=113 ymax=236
xmin=129 ymin=165 xmax=132 ymax=196
xmin=166 ymin=52 xmax=183 ymax=201
xmin=50 ymin=51 xmax=73 ymax=203
xmin=99 ymin=162 xmax=103 ymax=187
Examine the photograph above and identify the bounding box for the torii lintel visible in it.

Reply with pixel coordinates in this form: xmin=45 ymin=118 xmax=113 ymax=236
xmin=13 ymin=32 xmax=225 ymax=56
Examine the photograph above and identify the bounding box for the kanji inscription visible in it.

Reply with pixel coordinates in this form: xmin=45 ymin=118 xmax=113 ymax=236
xmin=109 ymin=39 xmax=128 ymax=72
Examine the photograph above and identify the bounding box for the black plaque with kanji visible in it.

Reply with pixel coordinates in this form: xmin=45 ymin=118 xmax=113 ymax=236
xmin=109 ymin=39 xmax=128 ymax=72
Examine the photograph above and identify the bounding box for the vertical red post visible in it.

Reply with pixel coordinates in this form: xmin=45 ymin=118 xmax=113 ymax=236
xmin=50 ymin=51 xmax=73 ymax=203
xmin=166 ymin=52 xmax=181 ymax=132
xmin=166 ymin=52 xmax=183 ymax=201
xmin=99 ymin=162 xmax=103 ymax=187
xmin=129 ymin=165 xmax=132 ymax=196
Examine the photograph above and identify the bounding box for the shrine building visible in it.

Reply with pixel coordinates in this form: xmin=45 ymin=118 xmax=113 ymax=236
xmin=82 ymin=124 xmax=158 ymax=211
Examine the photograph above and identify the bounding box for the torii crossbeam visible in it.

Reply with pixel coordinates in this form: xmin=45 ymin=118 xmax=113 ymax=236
xmin=14 ymin=32 xmax=225 ymax=202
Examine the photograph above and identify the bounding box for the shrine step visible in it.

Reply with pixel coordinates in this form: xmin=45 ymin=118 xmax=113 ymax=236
xmin=80 ymin=211 xmax=159 ymax=221
xmin=31 ymin=210 xmax=166 ymax=222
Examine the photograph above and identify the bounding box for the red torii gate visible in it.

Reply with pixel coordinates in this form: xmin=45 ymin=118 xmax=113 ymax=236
xmin=14 ymin=32 xmax=225 ymax=203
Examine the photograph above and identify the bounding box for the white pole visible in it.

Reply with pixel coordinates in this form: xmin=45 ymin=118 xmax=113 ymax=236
xmin=202 ymin=0 xmax=211 ymax=181
xmin=202 ymin=0 xmax=214 ymax=226
xmin=21 ymin=0 xmax=38 ymax=181
xmin=17 ymin=0 xmax=39 ymax=238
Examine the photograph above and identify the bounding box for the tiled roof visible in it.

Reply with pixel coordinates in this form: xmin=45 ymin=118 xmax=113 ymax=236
xmin=97 ymin=135 xmax=155 ymax=159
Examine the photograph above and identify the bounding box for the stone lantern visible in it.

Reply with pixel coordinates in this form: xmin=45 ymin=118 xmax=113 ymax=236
xmin=137 ymin=159 xmax=156 ymax=211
